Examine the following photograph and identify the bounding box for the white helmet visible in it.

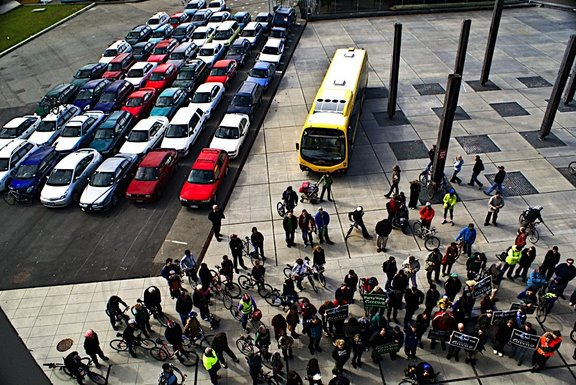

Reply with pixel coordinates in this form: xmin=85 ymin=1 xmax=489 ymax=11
xmin=533 ymin=206 xmax=543 ymax=210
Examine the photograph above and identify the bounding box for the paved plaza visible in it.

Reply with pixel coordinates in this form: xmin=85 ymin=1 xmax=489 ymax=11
xmin=1 ymin=3 xmax=576 ymax=385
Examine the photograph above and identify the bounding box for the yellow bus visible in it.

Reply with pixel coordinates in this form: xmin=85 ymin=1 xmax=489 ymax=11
xmin=297 ymin=47 xmax=369 ymax=174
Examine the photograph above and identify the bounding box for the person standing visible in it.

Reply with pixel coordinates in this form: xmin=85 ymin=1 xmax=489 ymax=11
xmin=468 ymin=155 xmax=485 ymax=189
xmin=425 ymin=248 xmax=442 ymax=284
xmin=446 ymin=323 xmax=467 ymax=362
xmin=331 ymin=339 xmax=350 ymax=375
xmin=106 ymin=295 xmax=129 ymax=330
xmin=250 ymin=227 xmax=265 ymax=261
xmin=531 ymin=331 xmax=562 ymax=372
xmin=425 ymin=284 xmax=440 ymax=316
xmin=442 ymin=242 xmax=459 ymax=276
xmin=493 ymin=319 xmax=515 ymax=357
xmin=238 ymin=293 xmax=257 ymax=332
xmin=402 ymin=256 xmax=421 ymax=289
xmin=318 ymin=173 xmax=333 ymax=202
xmin=123 ymin=320 xmax=139 ymax=358
xmin=83 ymin=330 xmax=109 ymax=368
xmin=540 ymin=246 xmax=561 ymax=281
xmin=384 ymin=165 xmax=401 ymax=198
xmin=314 ymin=207 xmax=334 ymax=245
xmin=181 ymin=249 xmax=197 ymax=283
xmin=229 ymin=234 xmax=247 ymax=273
xmin=489 ymin=263 xmax=504 ymax=300
xmin=419 ymin=202 xmax=435 ymax=229
xmin=344 ymin=270 xmax=359 ymax=303
xmin=415 ymin=312 xmax=430 ymax=348
xmin=306 ymin=358 xmax=323 ymax=385
xmin=375 ymin=217 xmax=392 ymax=252
xmin=404 ymin=286 xmax=424 ymax=327
xmin=299 ymin=209 xmax=316 ymax=247
xmin=306 ymin=315 xmax=323 ymax=354
xmin=441 ymin=189 xmax=457 ymax=225
xmin=203 ymin=347 xmax=221 ymax=385
xmin=404 ymin=323 xmax=419 ymax=359
xmin=502 ymin=245 xmax=522 ymax=280
xmin=282 ymin=186 xmax=299 ymax=211
xmin=455 ymin=223 xmax=476 ymax=259
xmin=484 ymin=165 xmax=506 ymax=196
xmin=484 ymin=192 xmax=504 ymax=226
xmin=514 ymin=246 xmax=536 ymax=282
xmin=426 ymin=144 xmax=437 ymax=172
xmin=515 ymin=227 xmax=527 ymax=250
xmin=553 ymin=258 xmax=576 ymax=298
xmin=283 ymin=211 xmax=298 ymax=247
xmin=408 ymin=180 xmax=421 ymax=210
xmin=382 ymin=256 xmax=398 ymax=290
xmin=246 ymin=352 xmax=262 ymax=385
xmin=444 ymin=273 xmax=462 ymax=301
xmin=465 ymin=327 xmax=486 ymax=365
xmin=450 ymin=154 xmax=464 ymax=185
xmin=132 ymin=302 xmax=152 ymax=337
xmin=176 ymin=290 xmax=194 ymax=326
xmin=208 ymin=205 xmax=225 ymax=242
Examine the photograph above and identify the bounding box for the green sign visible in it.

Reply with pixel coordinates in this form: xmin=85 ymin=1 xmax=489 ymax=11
xmin=375 ymin=342 xmax=399 ymax=354
xmin=363 ymin=293 xmax=388 ymax=309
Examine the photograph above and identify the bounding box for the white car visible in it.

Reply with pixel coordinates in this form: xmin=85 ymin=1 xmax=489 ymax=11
xmin=40 ymin=149 xmax=103 ymax=208
xmin=0 ymin=115 xmax=41 ymax=149
xmin=100 ymin=40 xmax=132 ymax=64
xmin=161 ymin=107 xmax=206 ymax=155
xmin=147 ymin=11 xmax=170 ymax=30
xmin=0 ymin=140 xmax=38 ymax=191
xmin=119 ymin=117 xmax=169 ymax=156
xmin=207 ymin=11 xmax=231 ymax=30
xmin=28 ymin=104 xmax=81 ymax=146
xmin=207 ymin=0 xmax=226 ymax=12
xmin=191 ymin=26 xmax=215 ymax=47
xmin=259 ymin=38 xmax=284 ymax=66
xmin=188 ymin=82 xmax=224 ymax=120
xmin=241 ymin=22 xmax=263 ymax=47
xmin=209 ymin=113 xmax=250 ymax=159
xmin=54 ymin=111 xmax=106 ymax=154
xmin=196 ymin=42 xmax=225 ymax=67
xmin=125 ymin=62 xmax=158 ymax=90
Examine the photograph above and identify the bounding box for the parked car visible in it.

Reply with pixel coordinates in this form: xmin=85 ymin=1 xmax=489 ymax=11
xmin=272 ymin=6 xmax=296 ymax=29
xmin=0 ymin=115 xmax=41 ymax=149
xmin=100 ymin=40 xmax=132 ymax=64
xmin=172 ymin=59 xmax=209 ymax=95
xmin=172 ymin=22 xmax=196 ymax=43
xmin=40 ymin=148 xmax=103 ymax=208
xmin=179 ymin=148 xmax=229 ymax=207
xmin=226 ymin=81 xmax=262 ymax=117
xmin=54 ymin=111 xmax=106 ymax=154
xmin=148 ymin=39 xmax=179 ymax=63
xmin=190 ymin=26 xmax=215 ymax=47
xmin=209 ymin=113 xmax=250 ymax=159
xmin=28 ymin=104 xmax=81 ymax=146
xmin=102 ymin=53 xmax=137 ymax=81
xmin=190 ymin=9 xmax=213 ymax=27
xmin=121 ymin=88 xmax=158 ymax=120
xmin=125 ymin=24 xmax=153 ymax=46
xmin=8 ymin=146 xmax=60 ymax=198
xmin=88 ymin=110 xmax=134 ymax=157
xmin=225 ymin=37 xmax=251 ymax=66
xmin=144 ymin=63 xmax=178 ymax=93
xmin=73 ymin=79 xmax=112 ymax=111
xmin=212 ymin=20 xmax=240 ymax=47
xmin=255 ymin=12 xmax=273 ymax=33
xmin=258 ymin=38 xmax=284 ymax=67
xmin=161 ymin=107 xmax=206 ymax=155
xmin=147 ymin=11 xmax=170 ymax=30
xmin=189 ymin=82 xmax=225 ymax=120
xmin=206 ymin=59 xmax=237 ymax=87
xmin=149 ymin=88 xmax=188 ymax=120
xmin=125 ymin=62 xmax=158 ymax=90
xmin=270 ymin=26 xmax=287 ymax=41
xmin=232 ymin=11 xmax=251 ymax=29
xmin=148 ymin=24 xmax=175 ymax=45
xmin=169 ymin=12 xmax=190 ymax=28
xmin=35 ymin=83 xmax=79 ymax=117
xmin=71 ymin=63 xmax=108 ymax=88
xmin=207 ymin=0 xmax=226 ymax=12
xmin=207 ymin=11 xmax=231 ymax=29
xmin=184 ymin=0 xmax=205 ymax=17
xmin=0 ymin=140 xmax=38 ymax=191
xmin=132 ymin=41 xmax=156 ymax=61
xmin=240 ymin=21 xmax=264 ymax=47
xmin=125 ymin=149 xmax=179 ymax=202
xmin=119 ymin=116 xmax=169 ymax=156
xmin=79 ymin=153 xmax=138 ymax=212
xmin=196 ymin=42 xmax=225 ymax=67
xmin=93 ymin=80 xmax=134 ymax=113
xmin=246 ymin=61 xmax=276 ymax=91
xmin=167 ymin=42 xmax=199 ymax=69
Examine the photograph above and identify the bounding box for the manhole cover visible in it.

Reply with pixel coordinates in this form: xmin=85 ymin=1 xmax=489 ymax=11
xmin=56 ymin=338 xmax=74 ymax=352
xmin=373 ymin=111 xmax=410 ymax=127
xmin=12 ymin=271 xmax=30 ymax=284
xmin=490 ymin=102 xmax=530 ymax=118
xmin=389 ymin=140 xmax=429 ymax=161
xmin=413 ymin=83 xmax=445 ymax=96
xmin=456 ymin=135 xmax=501 ymax=155
xmin=431 ymin=106 xmax=471 ymax=121
xmin=365 ymin=87 xmax=388 ymax=99
xmin=517 ymin=76 xmax=552 ymax=88
xmin=466 ymin=80 xmax=501 ymax=92
xmin=520 ymin=131 xmax=566 ymax=149
xmin=484 ymin=171 xmax=538 ymax=197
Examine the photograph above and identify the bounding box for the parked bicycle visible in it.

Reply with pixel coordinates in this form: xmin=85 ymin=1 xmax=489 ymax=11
xmin=109 ymin=331 xmax=156 ymax=354
xmin=3 ymin=188 xmax=33 ymax=206
xmin=419 ymin=170 xmax=449 ymax=199
xmin=43 ymin=353 xmax=106 ymax=385
xmin=210 ymin=265 xmax=242 ymax=299
xmin=134 ymin=298 xmax=170 ymax=327
xmin=411 ymin=220 xmax=441 ymax=251
xmin=242 ymin=236 xmax=263 ymax=265
xmin=283 ymin=263 xmax=317 ymax=293
xmin=238 ymin=272 xmax=274 ymax=298
xmin=150 ymin=337 xmax=197 ymax=367
xmin=236 ymin=334 xmax=272 ymax=369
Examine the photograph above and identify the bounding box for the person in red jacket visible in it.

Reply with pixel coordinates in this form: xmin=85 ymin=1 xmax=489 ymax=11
xmin=531 ymin=331 xmax=562 ymax=372
xmin=419 ymin=202 xmax=435 ymax=229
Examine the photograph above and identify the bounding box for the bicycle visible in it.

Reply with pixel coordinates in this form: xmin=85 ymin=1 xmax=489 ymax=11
xmin=3 ymin=188 xmax=33 ymax=206
xmin=236 ymin=334 xmax=273 ymax=369
xmin=150 ymin=337 xmax=198 ymax=367
xmin=242 ymin=236 xmax=265 ymax=266
xmin=134 ymin=298 xmax=171 ymax=327
xmin=264 ymin=288 xmax=304 ymax=309
xmin=419 ymin=170 xmax=449 ymax=199
xmin=182 ymin=267 xmax=198 ymax=287
xmin=569 ymin=161 xmax=576 ymax=175
xmin=159 ymin=363 xmax=187 ymax=385
xmin=258 ymin=369 xmax=279 ymax=385
xmin=106 ymin=306 xmax=130 ymax=329
xmin=237 ymin=273 xmax=274 ymax=298
xmin=525 ymin=222 xmax=540 ymax=244
xmin=230 ymin=307 xmax=264 ymax=331
xmin=276 ymin=199 xmax=297 ymax=217
xmin=283 ymin=263 xmax=317 ymax=293
xmin=182 ymin=329 xmax=214 ymax=352
xmin=412 ymin=220 xmax=441 ymax=251
xmin=109 ymin=331 xmax=156 ymax=354
xmin=43 ymin=356 xmax=106 ymax=385
xmin=210 ymin=265 xmax=242 ymax=299
xmin=535 ymin=290 xmax=558 ymax=323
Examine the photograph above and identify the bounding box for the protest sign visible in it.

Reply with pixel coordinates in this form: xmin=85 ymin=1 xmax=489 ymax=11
xmin=325 ymin=305 xmax=349 ymax=322
xmin=509 ymin=302 xmax=536 ymax=314
xmin=363 ymin=293 xmax=388 ymax=309
xmin=509 ymin=329 xmax=539 ymax=349
xmin=448 ymin=331 xmax=479 ymax=351
xmin=375 ymin=342 xmax=399 ymax=355
xmin=490 ymin=310 xmax=517 ymax=325
xmin=427 ymin=329 xmax=451 ymax=341
xmin=472 ymin=276 xmax=492 ymax=298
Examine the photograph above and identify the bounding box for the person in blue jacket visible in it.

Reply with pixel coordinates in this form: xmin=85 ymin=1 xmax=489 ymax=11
xmin=314 ymin=207 xmax=334 ymax=245
xmin=526 ymin=267 xmax=547 ymax=291
xmin=455 ymin=223 xmax=476 ymax=259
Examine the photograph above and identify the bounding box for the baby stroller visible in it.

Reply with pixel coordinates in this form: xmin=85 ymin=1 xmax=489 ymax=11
xmin=299 ymin=181 xmax=319 ymax=203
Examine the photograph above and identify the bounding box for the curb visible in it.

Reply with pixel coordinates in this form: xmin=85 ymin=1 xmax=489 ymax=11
xmin=0 ymin=2 xmax=96 ymax=58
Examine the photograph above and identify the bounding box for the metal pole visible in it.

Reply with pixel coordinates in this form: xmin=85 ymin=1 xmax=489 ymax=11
xmin=480 ymin=0 xmax=504 ymax=86
xmin=540 ymin=34 xmax=576 ymax=139
xmin=388 ymin=23 xmax=402 ymax=119
xmin=564 ymin=68 xmax=576 ymax=105
xmin=454 ymin=19 xmax=471 ymax=76
xmin=432 ymin=74 xmax=462 ymax=185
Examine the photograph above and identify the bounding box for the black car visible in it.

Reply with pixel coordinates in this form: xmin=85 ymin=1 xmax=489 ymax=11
xmin=172 ymin=22 xmax=195 ymax=43
xmin=172 ymin=59 xmax=209 ymax=95
xmin=190 ymin=9 xmax=213 ymax=27
xmin=225 ymin=37 xmax=251 ymax=67
xmin=88 ymin=110 xmax=135 ymax=157
xmin=35 ymin=83 xmax=80 ymax=117
xmin=71 ymin=63 xmax=108 ymax=88
xmin=132 ymin=41 xmax=156 ymax=61
xmin=125 ymin=24 xmax=153 ymax=46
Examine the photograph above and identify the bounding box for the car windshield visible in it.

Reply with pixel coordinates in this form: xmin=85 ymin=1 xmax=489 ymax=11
xmin=199 ymin=48 xmax=214 ymax=56
xmin=211 ymin=16 xmax=224 ymax=22
xmin=125 ymin=97 xmax=143 ymax=107
xmin=0 ymin=128 xmax=18 ymax=138
xmin=229 ymin=46 xmax=244 ymax=54
xmin=132 ymin=46 xmax=146 ymax=56
xmin=209 ymin=1 xmax=220 ymax=7
xmin=177 ymin=69 xmax=196 ymax=80
xmin=108 ymin=62 xmax=124 ymax=72
xmin=210 ymin=67 xmax=227 ymax=76
xmin=135 ymin=166 xmax=158 ymax=180
xmin=271 ymin=30 xmax=285 ymax=38
xmin=37 ymin=120 xmax=56 ymax=132
xmin=214 ymin=30 xmax=232 ymax=39
xmin=192 ymin=31 xmax=207 ymax=39
xmin=256 ymin=16 xmax=268 ymax=22
xmin=149 ymin=72 xmax=167 ymax=81
xmin=127 ymin=130 xmax=149 ymax=142
xmin=148 ymin=19 xmax=161 ymax=26
xmin=165 ymin=124 xmax=188 ymax=138
xmin=249 ymin=68 xmax=268 ymax=78
xmin=90 ymin=171 xmax=114 ymax=187
xmin=156 ymin=96 xmax=174 ymax=107
xmin=127 ymin=31 xmax=141 ymax=39
xmin=241 ymin=30 xmax=255 ymax=37
xmin=99 ymin=92 xmax=117 ymax=103
xmin=15 ymin=163 xmax=38 ymax=179
xmin=232 ymin=95 xmax=251 ymax=107
xmin=47 ymin=169 xmax=73 ymax=186
xmin=61 ymin=124 xmax=81 ymax=137
xmin=192 ymin=91 xmax=210 ymax=103
xmin=0 ymin=158 xmax=9 ymax=171
xmin=170 ymin=52 xmax=186 ymax=60
xmin=174 ymin=29 xmax=187 ymax=37
xmin=94 ymin=128 xmax=114 ymax=139
xmin=76 ymin=89 xmax=93 ymax=100
xmin=152 ymin=30 xmax=167 ymax=38
xmin=103 ymin=49 xmax=117 ymax=57
xmin=153 ymin=47 xmax=168 ymax=55
xmin=262 ymin=46 xmax=279 ymax=55
xmin=215 ymin=125 xmax=239 ymax=139
xmin=187 ymin=169 xmax=214 ymax=184
xmin=127 ymin=68 xmax=144 ymax=78
xmin=75 ymin=69 xmax=93 ymax=79
xmin=169 ymin=17 xmax=181 ymax=24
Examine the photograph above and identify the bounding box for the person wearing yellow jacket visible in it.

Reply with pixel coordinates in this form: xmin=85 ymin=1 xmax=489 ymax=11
xmin=502 ymin=245 xmax=522 ymax=280
xmin=441 ymin=189 xmax=457 ymax=226
xmin=203 ymin=347 xmax=221 ymax=384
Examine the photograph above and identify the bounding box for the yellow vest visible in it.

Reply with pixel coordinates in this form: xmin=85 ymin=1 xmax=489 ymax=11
xmin=443 ymin=194 xmax=456 ymax=209
xmin=505 ymin=248 xmax=521 ymax=265
xmin=203 ymin=353 xmax=218 ymax=370
xmin=241 ymin=299 xmax=253 ymax=314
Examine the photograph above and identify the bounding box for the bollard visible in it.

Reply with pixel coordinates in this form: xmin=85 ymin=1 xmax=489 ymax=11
xmin=480 ymin=0 xmax=504 ymax=86
xmin=454 ymin=19 xmax=471 ymax=76
xmin=388 ymin=23 xmax=402 ymax=119
xmin=564 ymin=68 xmax=576 ymax=105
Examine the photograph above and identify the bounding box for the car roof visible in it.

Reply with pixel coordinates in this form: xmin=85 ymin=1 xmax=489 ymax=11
xmin=110 ymin=53 xmax=132 ymax=62
xmin=195 ymin=26 xmax=212 ymax=32
xmin=3 ymin=116 xmax=37 ymax=128
xmin=253 ymin=61 xmax=273 ymax=70
xmin=82 ymin=78 xmax=110 ymax=89
xmin=220 ymin=113 xmax=248 ymax=127
xmin=21 ymin=146 xmax=56 ymax=165
xmin=155 ymin=39 xmax=175 ymax=47
xmin=213 ymin=59 xmax=234 ymax=68
xmin=201 ymin=42 xmax=220 ymax=49
xmin=106 ymin=79 xmax=131 ymax=92
xmin=171 ymin=106 xmax=201 ymax=124
xmin=129 ymin=88 xmax=155 ymax=97
xmin=264 ymin=38 xmax=283 ymax=48
xmin=139 ymin=149 xmax=174 ymax=167
xmin=47 ymin=83 xmax=72 ymax=94
xmin=108 ymin=40 xmax=127 ymax=49
xmin=130 ymin=61 xmax=152 ymax=70
xmin=0 ymin=139 xmax=27 ymax=155
xmin=55 ymin=149 xmax=98 ymax=169
xmin=102 ymin=110 xmax=129 ymax=125
xmin=217 ymin=20 xmax=237 ymax=30
xmin=256 ymin=12 xmax=271 ymax=17
xmin=153 ymin=63 xmax=175 ymax=72
xmin=181 ymin=60 xmax=204 ymax=70
xmin=97 ymin=155 xmax=132 ymax=172
xmin=193 ymin=148 xmax=224 ymax=170
xmin=244 ymin=22 xmax=260 ymax=29
xmin=196 ymin=82 xmax=223 ymax=92
xmin=159 ymin=87 xmax=181 ymax=97
xmin=231 ymin=37 xmax=250 ymax=47
xmin=43 ymin=105 xmax=80 ymax=121
xmin=132 ymin=117 xmax=168 ymax=131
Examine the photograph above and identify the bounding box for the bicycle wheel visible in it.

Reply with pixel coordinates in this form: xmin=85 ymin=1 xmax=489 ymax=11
xmin=199 ymin=334 xmax=214 ymax=350
xmin=308 ymin=275 xmax=318 ymax=293
xmin=230 ymin=307 xmax=242 ymax=321
xmin=224 ymin=282 xmax=242 ymax=299
xmin=238 ymin=275 xmax=253 ymax=290
xmin=419 ymin=171 xmax=428 ymax=186
xmin=222 ymin=293 xmax=234 ymax=310
xmin=155 ymin=312 xmax=170 ymax=328
xmin=236 ymin=338 xmax=254 ymax=355
xmin=318 ymin=273 xmax=326 ymax=288
xmin=412 ymin=221 xmax=423 ymax=237
xmin=177 ymin=351 xmax=198 ymax=367
xmin=109 ymin=339 xmax=127 ymax=351
xmin=528 ymin=228 xmax=539 ymax=244
xmin=536 ymin=305 xmax=547 ymax=323
xmin=150 ymin=346 xmax=169 ymax=361
xmin=277 ymin=201 xmax=285 ymax=217
xmin=424 ymin=236 xmax=440 ymax=251
xmin=569 ymin=161 xmax=576 ymax=175
xmin=283 ymin=267 xmax=292 ymax=279
xmin=86 ymin=371 xmax=107 ymax=385
xmin=398 ymin=380 xmax=416 ymax=385
xmin=139 ymin=338 xmax=156 ymax=350
xmin=257 ymin=283 xmax=274 ymax=298
xmin=518 ymin=213 xmax=526 ymax=225
xmin=570 ymin=328 xmax=575 ymax=343
xmin=265 ymin=290 xmax=283 ymax=307
xmin=3 ymin=191 xmax=16 ymax=205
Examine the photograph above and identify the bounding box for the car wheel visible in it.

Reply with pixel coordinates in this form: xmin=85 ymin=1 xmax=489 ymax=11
xmin=72 ymin=191 xmax=80 ymax=203
xmin=156 ymin=190 xmax=162 ymax=200
xmin=112 ymin=194 xmax=119 ymax=207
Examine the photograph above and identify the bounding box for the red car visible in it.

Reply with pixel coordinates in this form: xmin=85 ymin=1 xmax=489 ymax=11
xmin=180 ymin=148 xmax=229 ymax=208
xmin=102 ymin=53 xmax=136 ymax=81
xmin=169 ymin=12 xmax=190 ymax=28
xmin=147 ymin=39 xmax=179 ymax=63
xmin=126 ymin=149 xmax=179 ymax=202
xmin=144 ymin=63 xmax=178 ymax=93
xmin=121 ymin=88 xmax=158 ymax=120
xmin=206 ymin=59 xmax=237 ymax=87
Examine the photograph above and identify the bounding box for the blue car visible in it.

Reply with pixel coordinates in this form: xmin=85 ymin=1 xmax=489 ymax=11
xmin=232 ymin=11 xmax=251 ymax=29
xmin=88 ymin=110 xmax=135 ymax=157
xmin=73 ymin=79 xmax=112 ymax=111
xmin=150 ymin=88 xmax=189 ymax=120
xmin=8 ymin=146 xmax=61 ymax=197
xmin=93 ymin=80 xmax=134 ymax=114
xmin=246 ymin=61 xmax=276 ymax=91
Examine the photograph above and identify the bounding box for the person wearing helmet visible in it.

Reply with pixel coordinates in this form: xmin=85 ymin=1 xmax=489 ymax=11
xmin=291 ymin=258 xmax=312 ymax=291
xmin=238 ymin=293 xmax=257 ymax=331
xmin=484 ymin=165 xmax=506 ymax=196
xmin=144 ymin=286 xmax=163 ymax=315
xmin=184 ymin=311 xmax=201 ymax=340
xmin=347 ymin=206 xmax=373 ymax=240
xmin=282 ymin=185 xmax=299 ymax=211
xmin=419 ymin=202 xmax=435 ymax=229
xmin=208 ymin=204 xmax=225 ymax=242
xmin=123 ymin=319 xmax=139 ymax=358
xmin=441 ymin=189 xmax=457 ymax=226
xmin=413 ymin=361 xmax=435 ymax=384
xmin=63 ymin=351 xmax=90 ymax=385
xmin=106 ymin=295 xmax=129 ymax=330
xmin=83 ymin=329 xmax=108 ymax=369
xmin=158 ymin=363 xmax=183 ymax=385
xmin=202 ymin=347 xmax=221 ymax=385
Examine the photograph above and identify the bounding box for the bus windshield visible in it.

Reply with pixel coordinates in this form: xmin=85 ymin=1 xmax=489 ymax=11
xmin=300 ymin=128 xmax=345 ymax=166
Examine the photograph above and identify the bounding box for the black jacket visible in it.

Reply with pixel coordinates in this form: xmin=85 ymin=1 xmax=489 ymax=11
xmin=404 ymin=289 xmax=424 ymax=311
xmin=375 ymin=219 xmax=393 ymax=237
xmin=494 ymin=169 xmax=506 ymax=183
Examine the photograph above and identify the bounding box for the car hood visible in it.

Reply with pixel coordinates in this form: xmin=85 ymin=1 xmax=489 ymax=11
xmin=180 ymin=181 xmax=214 ymax=201
xmin=93 ymin=102 xmax=115 ymax=113
xmin=28 ymin=131 xmax=57 ymax=146
xmin=209 ymin=137 xmax=240 ymax=154
xmin=119 ymin=141 xmax=150 ymax=156
xmin=150 ymin=106 xmax=172 ymax=117
xmin=103 ymin=71 xmax=122 ymax=80
xmin=125 ymin=77 xmax=144 ymax=87
xmin=90 ymin=138 xmax=114 ymax=152
xmin=259 ymin=53 xmax=280 ymax=63
xmin=226 ymin=53 xmax=243 ymax=62
xmin=10 ymin=177 xmax=35 ymax=191
xmin=148 ymin=54 xmax=167 ymax=62
xmin=73 ymin=99 xmax=92 ymax=110
xmin=80 ymin=184 xmax=114 ymax=205
xmin=189 ymin=102 xmax=212 ymax=114
xmin=55 ymin=137 xmax=81 ymax=152
xmin=196 ymin=56 xmax=215 ymax=65
xmin=246 ymin=76 xmax=269 ymax=88
xmin=127 ymin=179 xmax=159 ymax=196
xmin=122 ymin=106 xmax=143 ymax=119
xmin=161 ymin=136 xmax=189 ymax=151
xmin=145 ymin=80 xmax=166 ymax=89
xmin=41 ymin=183 xmax=70 ymax=200
xmin=71 ymin=78 xmax=90 ymax=88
